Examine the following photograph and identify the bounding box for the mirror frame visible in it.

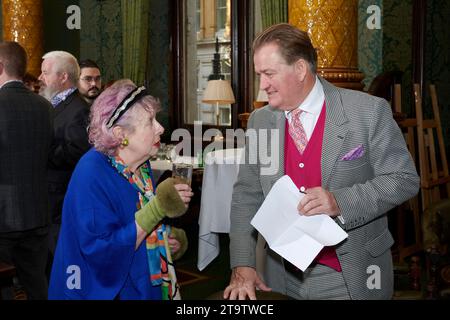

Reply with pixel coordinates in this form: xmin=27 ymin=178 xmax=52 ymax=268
xmin=170 ymin=0 xmax=254 ymax=134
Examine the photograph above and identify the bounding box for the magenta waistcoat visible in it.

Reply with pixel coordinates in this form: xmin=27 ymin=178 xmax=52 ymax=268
xmin=284 ymin=102 xmax=342 ymax=272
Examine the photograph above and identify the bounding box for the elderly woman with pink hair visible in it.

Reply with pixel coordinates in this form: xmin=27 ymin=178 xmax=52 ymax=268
xmin=48 ymin=79 xmax=192 ymax=300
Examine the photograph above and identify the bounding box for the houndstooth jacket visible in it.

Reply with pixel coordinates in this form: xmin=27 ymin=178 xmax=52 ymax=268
xmin=229 ymin=77 xmax=420 ymax=299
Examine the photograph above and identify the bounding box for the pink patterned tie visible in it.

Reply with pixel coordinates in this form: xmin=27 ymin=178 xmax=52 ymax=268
xmin=289 ymin=108 xmax=308 ymax=154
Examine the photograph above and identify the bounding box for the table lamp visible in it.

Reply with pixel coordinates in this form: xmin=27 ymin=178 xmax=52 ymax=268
xmin=202 ymin=79 xmax=235 ymax=126
xmin=253 ymin=89 xmax=268 ymax=109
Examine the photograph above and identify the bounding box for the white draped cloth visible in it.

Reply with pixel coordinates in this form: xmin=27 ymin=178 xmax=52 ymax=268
xmin=197 ymin=148 xmax=244 ymax=271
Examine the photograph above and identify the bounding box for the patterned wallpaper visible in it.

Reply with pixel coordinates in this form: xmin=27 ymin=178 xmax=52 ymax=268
xmin=381 ymin=0 xmax=449 ymax=151
xmin=79 ymin=0 xmax=170 ymax=135
xmin=358 ymin=0 xmax=383 ymax=90
xmin=382 ymin=0 xmax=413 ymax=116
xmin=425 ymin=0 xmax=450 ymax=151
xmin=147 ymin=0 xmax=170 ymax=139
xmin=79 ymin=0 xmax=123 ymax=84
xmin=42 ymin=0 xmax=80 ymax=56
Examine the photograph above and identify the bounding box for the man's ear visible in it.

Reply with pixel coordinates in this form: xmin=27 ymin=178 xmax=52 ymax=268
xmin=294 ymin=59 xmax=308 ymax=82
xmin=0 ymin=62 xmax=4 ymax=76
xmin=60 ymin=71 xmax=69 ymax=84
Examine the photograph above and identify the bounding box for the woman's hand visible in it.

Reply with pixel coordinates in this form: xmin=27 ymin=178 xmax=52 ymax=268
xmin=168 ymin=227 xmax=188 ymax=260
xmin=173 ymin=183 xmax=194 ymax=207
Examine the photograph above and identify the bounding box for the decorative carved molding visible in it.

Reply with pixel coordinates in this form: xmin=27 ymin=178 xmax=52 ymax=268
xmin=318 ymin=68 xmax=365 ymax=90
xmin=289 ymin=0 xmax=364 ymax=90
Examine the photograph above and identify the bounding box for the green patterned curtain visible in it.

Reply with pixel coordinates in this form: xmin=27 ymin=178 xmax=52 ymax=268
xmin=121 ymin=0 xmax=149 ymax=85
xmin=260 ymin=0 xmax=288 ymax=29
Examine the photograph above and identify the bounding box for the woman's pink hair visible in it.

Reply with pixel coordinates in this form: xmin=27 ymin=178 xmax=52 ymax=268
xmin=88 ymin=79 xmax=161 ymax=156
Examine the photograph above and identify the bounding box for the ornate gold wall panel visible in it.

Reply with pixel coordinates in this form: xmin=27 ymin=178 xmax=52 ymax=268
xmin=289 ymin=0 xmax=364 ymax=89
xmin=2 ymin=0 xmax=44 ymax=78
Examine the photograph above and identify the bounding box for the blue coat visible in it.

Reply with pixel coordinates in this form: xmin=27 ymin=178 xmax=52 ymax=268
xmin=49 ymin=148 xmax=161 ymax=299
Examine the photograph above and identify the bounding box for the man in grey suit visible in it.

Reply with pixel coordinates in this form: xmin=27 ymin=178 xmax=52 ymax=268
xmin=0 ymin=41 xmax=53 ymax=299
xmin=224 ymin=24 xmax=420 ymax=300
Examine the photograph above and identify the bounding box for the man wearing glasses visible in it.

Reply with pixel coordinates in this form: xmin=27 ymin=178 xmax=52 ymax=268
xmin=78 ymin=59 xmax=102 ymax=106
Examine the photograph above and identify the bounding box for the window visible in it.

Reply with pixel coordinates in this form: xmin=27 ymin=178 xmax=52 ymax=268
xmin=216 ymin=0 xmax=228 ymax=35
xmin=182 ymin=0 xmax=232 ymax=126
xmin=171 ymin=0 xmax=254 ymax=132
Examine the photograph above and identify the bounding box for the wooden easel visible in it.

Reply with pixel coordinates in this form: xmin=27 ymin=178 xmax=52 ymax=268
xmin=414 ymin=84 xmax=450 ymax=210
xmin=393 ymin=83 xmax=450 ymax=262
xmin=394 ymin=84 xmax=450 ymax=261
xmin=394 ymin=84 xmax=422 ymax=261
xmin=414 ymin=84 xmax=450 ymax=298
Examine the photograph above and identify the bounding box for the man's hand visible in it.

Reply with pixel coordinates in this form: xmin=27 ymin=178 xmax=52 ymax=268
xmin=298 ymin=187 xmax=340 ymax=217
xmin=223 ymin=266 xmax=271 ymax=300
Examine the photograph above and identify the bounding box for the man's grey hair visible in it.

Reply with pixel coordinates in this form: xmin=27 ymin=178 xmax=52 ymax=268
xmin=42 ymin=51 xmax=80 ymax=85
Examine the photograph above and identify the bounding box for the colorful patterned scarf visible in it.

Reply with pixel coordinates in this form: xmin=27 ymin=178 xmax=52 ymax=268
xmin=108 ymin=156 xmax=181 ymax=300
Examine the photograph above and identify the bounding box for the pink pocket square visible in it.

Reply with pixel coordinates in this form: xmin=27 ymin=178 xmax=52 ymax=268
xmin=341 ymin=144 xmax=364 ymax=161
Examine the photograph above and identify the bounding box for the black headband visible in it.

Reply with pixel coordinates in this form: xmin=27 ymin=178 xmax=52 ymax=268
xmin=106 ymin=86 xmax=148 ymax=128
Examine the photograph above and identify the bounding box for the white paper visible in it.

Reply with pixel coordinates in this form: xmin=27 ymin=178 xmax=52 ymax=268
xmin=251 ymin=175 xmax=348 ymax=271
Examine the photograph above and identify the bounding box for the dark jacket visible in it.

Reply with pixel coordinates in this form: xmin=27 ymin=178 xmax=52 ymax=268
xmin=47 ymin=89 xmax=91 ymax=223
xmin=0 ymin=81 xmax=54 ymax=232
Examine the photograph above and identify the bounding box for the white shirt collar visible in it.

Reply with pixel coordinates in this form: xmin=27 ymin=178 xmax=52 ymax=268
xmin=285 ymin=76 xmax=325 ymax=120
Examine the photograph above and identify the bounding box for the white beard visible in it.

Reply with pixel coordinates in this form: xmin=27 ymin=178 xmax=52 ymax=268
xmin=39 ymin=85 xmax=60 ymax=101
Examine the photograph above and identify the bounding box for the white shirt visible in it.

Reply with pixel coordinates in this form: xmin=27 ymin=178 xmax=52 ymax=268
xmin=285 ymin=76 xmax=325 ymax=140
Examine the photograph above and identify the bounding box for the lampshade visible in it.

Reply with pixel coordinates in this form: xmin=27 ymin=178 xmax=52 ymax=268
xmin=253 ymin=89 xmax=268 ymax=109
xmin=202 ymin=80 xmax=235 ymax=104
xmin=256 ymin=89 xmax=268 ymax=102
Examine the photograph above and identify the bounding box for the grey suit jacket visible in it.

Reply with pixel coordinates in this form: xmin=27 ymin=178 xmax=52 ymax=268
xmin=229 ymin=78 xmax=420 ymax=299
